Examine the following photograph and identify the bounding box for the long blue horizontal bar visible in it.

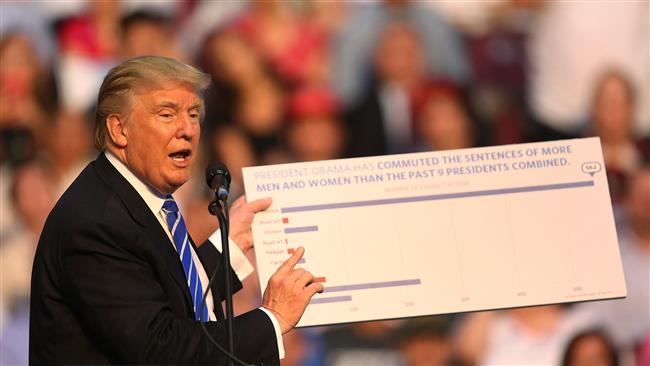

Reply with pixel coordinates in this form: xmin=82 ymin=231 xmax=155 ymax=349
xmin=284 ymin=226 xmax=319 ymax=234
xmin=323 ymin=279 xmax=421 ymax=293
xmin=309 ymin=295 xmax=352 ymax=305
xmin=282 ymin=181 xmax=594 ymax=213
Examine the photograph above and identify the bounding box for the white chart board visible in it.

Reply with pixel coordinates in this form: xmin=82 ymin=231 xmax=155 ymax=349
xmin=243 ymin=138 xmax=626 ymax=327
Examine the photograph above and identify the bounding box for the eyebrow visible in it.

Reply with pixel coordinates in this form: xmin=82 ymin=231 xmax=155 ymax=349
xmin=154 ymin=100 xmax=203 ymax=111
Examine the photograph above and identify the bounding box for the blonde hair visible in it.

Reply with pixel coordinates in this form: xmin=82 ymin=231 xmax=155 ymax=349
xmin=94 ymin=56 xmax=211 ymax=149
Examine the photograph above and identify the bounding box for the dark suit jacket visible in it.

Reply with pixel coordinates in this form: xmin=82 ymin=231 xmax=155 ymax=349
xmin=344 ymin=88 xmax=388 ymax=158
xmin=29 ymin=153 xmax=279 ymax=365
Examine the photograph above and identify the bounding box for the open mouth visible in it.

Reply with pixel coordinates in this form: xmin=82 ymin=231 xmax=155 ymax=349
xmin=169 ymin=149 xmax=191 ymax=162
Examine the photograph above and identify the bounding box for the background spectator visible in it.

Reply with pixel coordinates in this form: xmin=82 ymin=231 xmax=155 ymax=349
xmin=574 ymin=166 xmax=650 ymax=351
xmin=561 ymin=329 xmax=619 ymax=366
xmin=527 ymin=1 xmax=649 ymax=139
xmin=119 ymin=10 xmax=184 ymax=61
xmin=397 ymin=316 xmax=453 ymax=366
xmin=322 ymin=321 xmax=402 ymax=365
xmin=285 ymin=87 xmax=345 ymax=162
xmin=588 ymin=70 xmax=648 ymax=203
xmin=454 ymin=306 xmax=595 ymax=365
xmin=413 ymin=81 xmax=476 ymax=151
xmin=0 ymin=161 xmax=56 ymax=365
xmin=344 ymin=21 xmax=427 ymax=157
xmin=0 ymin=1 xmax=648 ymax=364
xmin=332 ymin=1 xmax=470 ymax=107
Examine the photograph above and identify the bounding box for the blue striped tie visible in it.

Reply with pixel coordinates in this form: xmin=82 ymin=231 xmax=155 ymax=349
xmin=162 ymin=196 xmax=209 ymax=322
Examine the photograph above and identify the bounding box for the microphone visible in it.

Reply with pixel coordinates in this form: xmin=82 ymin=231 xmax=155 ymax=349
xmin=206 ymin=162 xmax=231 ymax=201
xmin=204 ymin=162 xmax=245 ymax=366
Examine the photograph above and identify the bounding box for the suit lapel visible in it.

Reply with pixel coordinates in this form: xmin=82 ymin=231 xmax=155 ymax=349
xmin=93 ymin=152 xmax=194 ymax=315
xmin=144 ymin=220 xmax=194 ymax=313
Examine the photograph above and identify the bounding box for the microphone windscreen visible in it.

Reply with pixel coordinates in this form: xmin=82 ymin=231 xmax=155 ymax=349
xmin=205 ymin=162 xmax=231 ymax=189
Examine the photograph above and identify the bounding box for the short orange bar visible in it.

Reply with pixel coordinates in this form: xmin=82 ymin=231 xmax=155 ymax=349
xmin=287 ymin=248 xmax=295 ymax=254
xmin=314 ymin=277 xmax=326 ymax=283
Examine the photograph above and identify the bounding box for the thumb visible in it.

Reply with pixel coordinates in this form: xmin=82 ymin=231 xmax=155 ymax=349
xmin=246 ymin=197 xmax=273 ymax=213
xmin=305 ymin=281 xmax=325 ymax=296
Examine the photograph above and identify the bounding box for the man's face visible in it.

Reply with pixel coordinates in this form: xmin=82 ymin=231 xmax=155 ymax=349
xmin=123 ymin=82 xmax=202 ymax=194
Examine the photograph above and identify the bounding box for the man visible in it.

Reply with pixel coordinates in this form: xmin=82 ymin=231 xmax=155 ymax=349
xmin=29 ymin=56 xmax=322 ymax=365
xmin=574 ymin=165 xmax=650 ymax=348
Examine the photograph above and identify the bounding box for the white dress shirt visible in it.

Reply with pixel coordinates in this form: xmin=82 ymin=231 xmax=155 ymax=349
xmin=105 ymin=151 xmax=284 ymax=358
xmin=380 ymin=83 xmax=412 ymax=154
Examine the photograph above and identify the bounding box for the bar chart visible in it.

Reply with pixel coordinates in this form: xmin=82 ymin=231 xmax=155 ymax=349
xmin=244 ymin=138 xmax=626 ymax=327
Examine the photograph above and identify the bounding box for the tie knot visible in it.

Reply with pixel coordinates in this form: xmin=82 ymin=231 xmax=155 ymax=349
xmin=162 ymin=196 xmax=179 ymax=214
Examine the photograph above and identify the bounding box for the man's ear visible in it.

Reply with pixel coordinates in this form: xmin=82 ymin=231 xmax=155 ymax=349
xmin=106 ymin=114 xmax=128 ymax=148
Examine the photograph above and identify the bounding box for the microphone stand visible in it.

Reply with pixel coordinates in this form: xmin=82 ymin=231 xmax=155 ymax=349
xmin=209 ymin=198 xmax=235 ymax=366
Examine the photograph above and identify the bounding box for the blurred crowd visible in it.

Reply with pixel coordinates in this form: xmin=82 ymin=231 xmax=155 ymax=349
xmin=1 ymin=1 xmax=649 ymax=365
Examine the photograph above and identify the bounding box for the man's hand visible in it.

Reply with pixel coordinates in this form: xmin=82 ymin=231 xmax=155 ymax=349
xmin=262 ymin=247 xmax=323 ymax=334
xmin=228 ymin=196 xmax=272 ymax=253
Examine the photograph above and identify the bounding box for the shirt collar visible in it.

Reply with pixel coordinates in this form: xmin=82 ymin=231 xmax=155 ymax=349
xmin=105 ymin=150 xmax=168 ymax=215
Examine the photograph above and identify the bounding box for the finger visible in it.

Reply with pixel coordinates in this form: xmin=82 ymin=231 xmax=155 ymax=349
xmin=286 ymin=268 xmax=306 ymax=283
xmin=277 ymin=247 xmax=304 ymax=274
xmin=230 ymin=195 xmax=247 ymax=209
xmin=296 ymin=270 xmax=314 ymax=287
xmin=245 ymin=197 xmax=273 ymax=213
xmin=304 ymin=281 xmax=325 ymax=296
